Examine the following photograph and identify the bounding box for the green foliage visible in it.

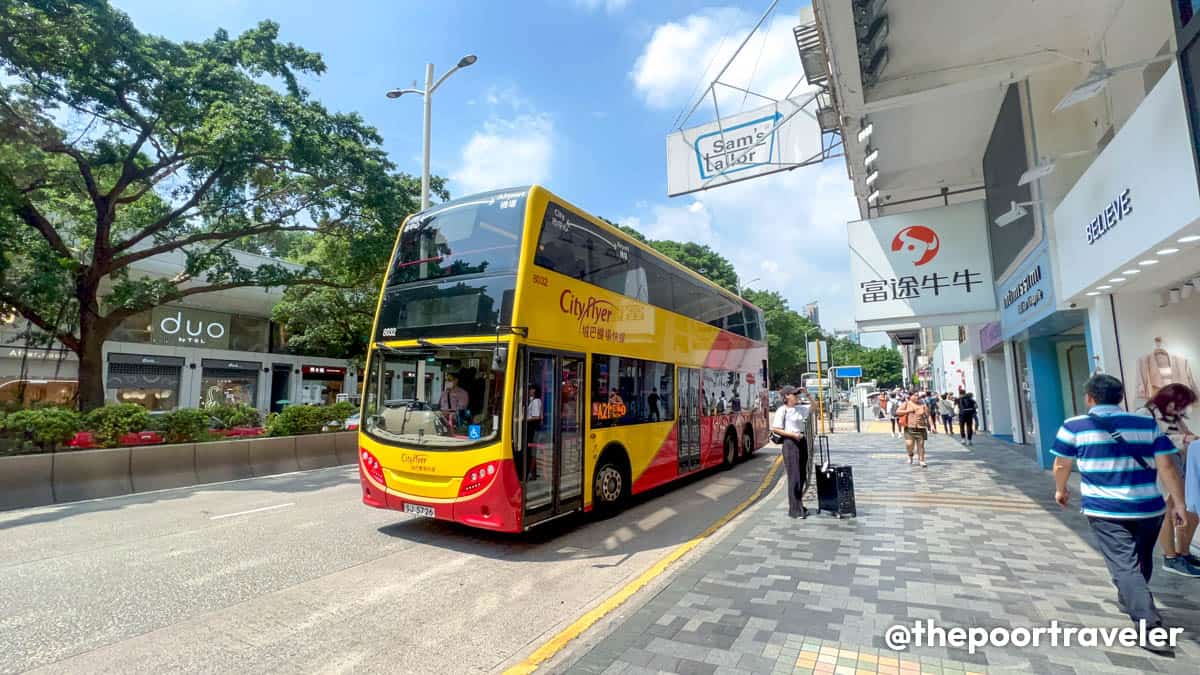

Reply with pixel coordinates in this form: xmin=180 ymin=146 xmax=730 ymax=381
xmin=328 ymin=401 xmax=355 ymax=421
xmin=3 ymin=406 xmax=82 ymax=450
xmin=265 ymin=404 xmax=344 ymax=436
xmin=84 ymin=403 xmax=150 ymax=448
xmin=149 ymin=408 xmax=211 ymax=444
xmin=207 ymin=403 xmax=261 ymax=428
xmin=0 ymin=2 xmax=430 ymax=408
xmin=614 ymin=222 xmax=738 ymax=292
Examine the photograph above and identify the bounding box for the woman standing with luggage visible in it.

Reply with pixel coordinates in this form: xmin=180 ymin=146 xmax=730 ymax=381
xmin=771 ymin=385 xmax=811 ymax=519
xmin=898 ymin=392 xmax=934 ymax=467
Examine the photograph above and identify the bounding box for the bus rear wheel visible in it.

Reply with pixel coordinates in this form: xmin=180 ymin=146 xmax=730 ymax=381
xmin=723 ymin=433 xmax=737 ymax=468
xmin=742 ymin=430 xmax=755 ymax=459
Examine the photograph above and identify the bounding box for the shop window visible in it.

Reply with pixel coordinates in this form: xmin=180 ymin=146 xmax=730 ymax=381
xmin=590 ymin=354 xmax=674 ymax=428
xmin=0 ymin=376 xmax=77 ymax=408
xmin=229 ymin=315 xmax=269 ymax=353
xmin=106 ymin=361 xmax=181 ymax=411
xmin=200 ymin=360 xmax=260 ymax=407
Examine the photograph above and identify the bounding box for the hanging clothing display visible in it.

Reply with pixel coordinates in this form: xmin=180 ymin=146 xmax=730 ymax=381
xmin=1136 ymin=341 xmax=1198 ymax=400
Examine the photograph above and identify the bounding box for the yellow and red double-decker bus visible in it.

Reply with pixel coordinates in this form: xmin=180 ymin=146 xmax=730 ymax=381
xmin=357 ymin=186 xmax=769 ymax=531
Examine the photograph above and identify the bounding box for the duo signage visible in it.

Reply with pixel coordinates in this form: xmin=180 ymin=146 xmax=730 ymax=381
xmin=151 ymin=306 xmax=231 ymax=349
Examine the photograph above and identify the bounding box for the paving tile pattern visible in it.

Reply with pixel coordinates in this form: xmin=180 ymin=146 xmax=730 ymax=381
xmin=563 ymin=432 xmax=1200 ymax=674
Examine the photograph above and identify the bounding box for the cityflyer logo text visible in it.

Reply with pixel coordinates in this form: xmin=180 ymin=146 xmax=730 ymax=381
xmin=559 ymin=289 xmax=626 ymax=344
xmin=891 ymin=225 xmax=941 ymax=266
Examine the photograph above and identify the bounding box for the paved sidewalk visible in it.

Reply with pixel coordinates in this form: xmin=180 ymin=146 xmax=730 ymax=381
xmin=562 ymin=431 xmax=1200 ymax=675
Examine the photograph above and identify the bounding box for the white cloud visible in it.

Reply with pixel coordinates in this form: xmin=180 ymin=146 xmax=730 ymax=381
xmin=573 ymin=0 xmax=630 ymax=14
xmin=631 ymin=8 xmax=808 ymax=116
xmin=621 ymin=163 xmax=871 ymax=334
xmin=451 ymin=114 xmax=554 ymax=194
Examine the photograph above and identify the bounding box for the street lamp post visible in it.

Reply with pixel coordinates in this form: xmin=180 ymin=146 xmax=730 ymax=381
xmin=386 ymin=54 xmax=478 ymax=210
xmin=737 ymin=276 xmax=761 ymax=296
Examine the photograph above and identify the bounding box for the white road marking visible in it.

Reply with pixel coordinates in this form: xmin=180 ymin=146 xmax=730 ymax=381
xmin=209 ymin=503 xmax=295 ymax=520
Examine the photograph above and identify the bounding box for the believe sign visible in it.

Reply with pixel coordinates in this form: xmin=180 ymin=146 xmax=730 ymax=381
xmin=848 ymin=201 xmax=998 ymax=331
xmin=666 ymin=97 xmax=822 ymax=198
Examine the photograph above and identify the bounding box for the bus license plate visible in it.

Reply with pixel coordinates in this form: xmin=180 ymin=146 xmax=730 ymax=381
xmin=404 ymin=503 xmax=435 ymax=518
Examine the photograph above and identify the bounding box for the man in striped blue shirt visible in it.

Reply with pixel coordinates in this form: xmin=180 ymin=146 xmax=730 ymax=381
xmin=1052 ymin=374 xmax=1187 ymax=635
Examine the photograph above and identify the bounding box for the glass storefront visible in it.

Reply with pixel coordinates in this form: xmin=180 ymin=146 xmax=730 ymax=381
xmin=301 ymin=365 xmax=347 ymax=405
xmin=106 ymin=354 xmax=183 ymax=411
xmin=200 ymin=359 xmax=261 ymax=408
xmin=1014 ymin=342 xmax=1037 ymax=444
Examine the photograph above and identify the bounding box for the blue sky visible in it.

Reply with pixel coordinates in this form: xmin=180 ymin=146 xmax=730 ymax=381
xmin=112 ymin=0 xmax=881 ymax=344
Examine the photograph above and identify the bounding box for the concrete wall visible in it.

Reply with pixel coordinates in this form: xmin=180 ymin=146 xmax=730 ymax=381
xmin=0 ymin=431 xmax=357 ymax=512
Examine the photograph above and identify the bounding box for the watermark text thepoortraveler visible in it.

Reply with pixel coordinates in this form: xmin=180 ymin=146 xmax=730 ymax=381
xmin=884 ymin=619 xmax=1183 ymax=654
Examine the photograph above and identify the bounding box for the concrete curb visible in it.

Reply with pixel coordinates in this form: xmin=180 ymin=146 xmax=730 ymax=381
xmin=0 ymin=453 xmax=54 ymax=511
xmin=52 ymin=447 xmax=133 ymax=503
xmin=334 ymin=431 xmax=359 ymax=466
xmin=1 ymin=432 xmax=356 ymax=512
xmin=131 ymin=443 xmax=197 ymax=493
xmin=249 ymin=436 xmax=299 ymax=477
xmin=195 ymin=439 xmax=253 ymax=484
xmin=296 ymin=433 xmax=340 ymax=470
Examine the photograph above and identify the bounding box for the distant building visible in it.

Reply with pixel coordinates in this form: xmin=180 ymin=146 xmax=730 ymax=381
xmin=803 ymin=302 xmax=820 ymax=327
xmin=834 ymin=330 xmax=861 ymax=345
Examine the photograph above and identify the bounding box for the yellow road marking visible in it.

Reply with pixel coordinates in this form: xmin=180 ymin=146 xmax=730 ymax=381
xmin=503 ymin=456 xmax=784 ymax=674
xmin=857 ymin=491 xmax=1038 ymax=506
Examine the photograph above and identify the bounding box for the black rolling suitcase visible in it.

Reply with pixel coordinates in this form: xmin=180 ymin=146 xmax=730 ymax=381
xmin=813 ymin=435 xmax=856 ymax=518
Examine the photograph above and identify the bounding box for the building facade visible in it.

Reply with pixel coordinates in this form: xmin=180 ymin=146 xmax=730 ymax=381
xmin=815 ymin=0 xmax=1193 ymax=467
xmin=1 ymin=249 xmax=354 ymax=413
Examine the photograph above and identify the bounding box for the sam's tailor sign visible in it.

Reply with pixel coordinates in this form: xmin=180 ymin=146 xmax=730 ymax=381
xmin=999 ymin=245 xmax=1054 ymax=339
xmin=848 ymin=201 xmax=998 ymax=331
xmin=151 ymin=306 xmax=230 ymax=349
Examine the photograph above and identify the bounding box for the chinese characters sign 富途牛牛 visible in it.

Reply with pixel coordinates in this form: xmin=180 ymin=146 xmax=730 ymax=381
xmin=859 ymin=269 xmax=983 ymax=303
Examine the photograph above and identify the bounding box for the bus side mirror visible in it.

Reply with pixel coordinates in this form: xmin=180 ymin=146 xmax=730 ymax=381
xmin=492 ymin=346 xmax=508 ymax=372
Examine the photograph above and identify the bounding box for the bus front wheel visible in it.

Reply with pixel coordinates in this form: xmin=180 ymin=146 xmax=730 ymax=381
xmin=593 ymin=453 xmax=629 ymax=514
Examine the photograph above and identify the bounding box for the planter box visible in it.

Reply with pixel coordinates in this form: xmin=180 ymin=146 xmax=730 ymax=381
xmin=248 ymin=436 xmax=298 ymax=477
xmin=53 ymin=447 xmax=133 ymax=502
xmin=131 ymin=444 xmax=197 ymax=493
xmin=0 ymin=453 xmax=54 ymax=511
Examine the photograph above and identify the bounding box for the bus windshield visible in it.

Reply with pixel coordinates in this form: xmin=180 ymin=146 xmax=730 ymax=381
xmin=389 ymin=189 xmax=527 ymax=285
xmin=362 ymin=346 xmax=505 ymax=449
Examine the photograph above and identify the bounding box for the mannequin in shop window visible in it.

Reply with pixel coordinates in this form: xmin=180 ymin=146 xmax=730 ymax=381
xmin=1137 ymin=337 xmax=1198 ymax=402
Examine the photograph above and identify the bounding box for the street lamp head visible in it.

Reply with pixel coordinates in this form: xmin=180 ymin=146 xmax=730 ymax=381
xmin=457 ymin=54 xmax=478 ymax=68
xmin=385 ymin=89 xmax=404 ymax=99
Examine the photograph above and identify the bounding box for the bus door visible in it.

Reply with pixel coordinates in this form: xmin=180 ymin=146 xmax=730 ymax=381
xmin=677 ymin=367 xmax=702 ymax=473
xmin=522 ymin=351 xmax=585 ymax=527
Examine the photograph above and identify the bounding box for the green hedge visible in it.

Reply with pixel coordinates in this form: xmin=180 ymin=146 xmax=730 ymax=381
xmin=2 ymin=407 xmax=83 ymax=451
xmin=265 ymin=403 xmax=353 ymax=437
xmin=206 ymin=403 xmax=261 ymax=428
xmin=84 ymin=403 xmax=151 ymax=448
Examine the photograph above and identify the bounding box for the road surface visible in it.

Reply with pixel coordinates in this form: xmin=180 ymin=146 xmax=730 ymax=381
xmin=0 ymin=451 xmax=777 ymax=674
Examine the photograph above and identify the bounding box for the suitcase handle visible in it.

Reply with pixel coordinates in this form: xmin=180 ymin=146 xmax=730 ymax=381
xmin=815 ymin=434 xmax=831 ymax=469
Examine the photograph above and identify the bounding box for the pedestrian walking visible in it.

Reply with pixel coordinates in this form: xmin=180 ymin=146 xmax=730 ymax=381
xmin=898 ymin=392 xmax=935 ymax=467
xmin=771 ymin=385 xmax=811 ymax=519
xmin=938 ymin=393 xmax=956 ymax=435
xmin=925 ymin=391 xmax=940 ymax=433
xmin=1052 ymin=375 xmax=1188 ymax=649
xmin=887 ymin=394 xmax=901 ymax=438
xmin=957 ymin=391 xmax=978 ymax=445
xmin=1134 ymin=383 xmax=1200 ymax=577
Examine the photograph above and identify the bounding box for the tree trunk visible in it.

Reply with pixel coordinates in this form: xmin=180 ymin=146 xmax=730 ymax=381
xmin=76 ymin=294 xmax=107 ymax=413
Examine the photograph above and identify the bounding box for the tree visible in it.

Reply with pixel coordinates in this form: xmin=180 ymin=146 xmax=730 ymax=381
xmin=614 ymin=222 xmax=738 ymax=292
xmin=0 ymin=2 xmax=415 ymax=409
